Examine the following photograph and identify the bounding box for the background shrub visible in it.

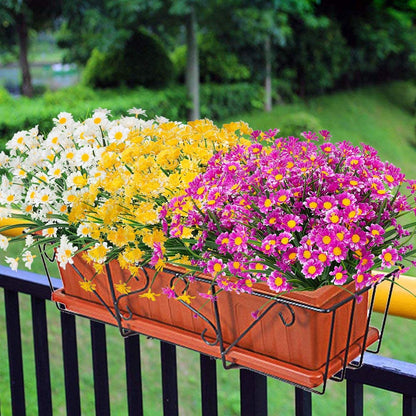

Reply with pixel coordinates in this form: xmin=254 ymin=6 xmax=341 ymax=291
xmin=276 ymin=112 xmax=321 ymax=137
xmin=82 ymin=30 xmax=174 ymax=89
xmin=0 ymin=83 xmax=264 ymax=146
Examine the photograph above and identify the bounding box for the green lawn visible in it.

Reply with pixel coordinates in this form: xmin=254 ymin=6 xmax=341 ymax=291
xmin=1 ymin=81 xmax=416 ymax=415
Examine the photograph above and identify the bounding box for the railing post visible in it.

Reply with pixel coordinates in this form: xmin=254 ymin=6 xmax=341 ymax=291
xmin=124 ymin=335 xmax=144 ymax=416
xmin=90 ymin=321 xmax=110 ymax=416
xmin=160 ymin=341 xmax=179 ymax=416
xmin=60 ymin=312 xmax=81 ymax=416
xmin=31 ymin=296 xmax=52 ymax=416
xmin=346 ymin=380 xmax=363 ymax=416
xmin=4 ymin=289 xmax=26 ymax=416
xmin=295 ymin=387 xmax=312 ymax=416
xmin=240 ymin=369 xmax=267 ymax=416
xmin=403 ymin=395 xmax=416 ymax=416
xmin=200 ymin=354 xmax=218 ymax=416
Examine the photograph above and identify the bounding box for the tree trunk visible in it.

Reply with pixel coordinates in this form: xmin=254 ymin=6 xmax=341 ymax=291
xmin=16 ymin=12 xmax=33 ymax=97
xmin=264 ymin=35 xmax=272 ymax=112
xmin=185 ymin=6 xmax=200 ymax=121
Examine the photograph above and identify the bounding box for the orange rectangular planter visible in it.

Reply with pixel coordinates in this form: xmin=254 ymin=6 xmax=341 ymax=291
xmin=51 ymin=255 xmax=379 ymax=390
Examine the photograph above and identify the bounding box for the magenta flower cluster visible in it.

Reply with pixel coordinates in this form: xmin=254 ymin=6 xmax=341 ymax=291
xmin=161 ymin=130 xmax=416 ymax=295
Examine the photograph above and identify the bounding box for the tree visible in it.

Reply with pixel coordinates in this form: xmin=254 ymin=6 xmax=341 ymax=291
xmin=0 ymin=0 xmax=63 ymax=97
xmin=211 ymin=0 xmax=316 ymax=111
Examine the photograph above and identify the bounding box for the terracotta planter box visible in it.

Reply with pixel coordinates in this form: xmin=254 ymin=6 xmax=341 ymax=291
xmin=52 ymin=256 xmax=379 ymax=389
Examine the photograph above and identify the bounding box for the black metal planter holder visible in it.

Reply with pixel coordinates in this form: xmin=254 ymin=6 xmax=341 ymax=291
xmin=40 ymin=245 xmax=396 ymax=394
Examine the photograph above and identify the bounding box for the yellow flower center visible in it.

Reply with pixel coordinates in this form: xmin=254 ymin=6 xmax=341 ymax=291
xmin=330 ymin=214 xmax=339 ymax=224
xmin=234 ymin=237 xmax=243 ymax=246
xmin=287 ymin=220 xmax=296 ymax=229
xmin=333 ymin=247 xmax=342 ymax=256
xmin=322 ymin=235 xmax=331 ymax=244
xmin=384 ymin=252 xmax=392 ymax=262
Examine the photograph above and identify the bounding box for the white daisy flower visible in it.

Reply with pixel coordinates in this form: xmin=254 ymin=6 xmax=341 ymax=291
xmin=25 ymin=234 xmax=35 ymax=247
xmin=108 ymin=125 xmax=130 ymax=142
xmin=22 ymin=251 xmax=35 ymax=269
xmin=56 ymin=235 xmax=78 ymax=269
xmin=0 ymin=234 xmax=9 ymax=250
xmin=5 ymin=256 xmax=19 ymax=271
xmin=127 ymin=107 xmax=147 ymax=117
xmin=6 ymin=130 xmax=30 ymax=152
xmin=53 ymin=112 xmax=74 ymax=127
xmin=48 ymin=162 xmax=64 ymax=179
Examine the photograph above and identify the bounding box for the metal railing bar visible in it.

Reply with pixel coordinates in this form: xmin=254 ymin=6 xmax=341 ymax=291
xmin=60 ymin=312 xmax=81 ymax=416
xmin=346 ymin=380 xmax=363 ymax=416
xmin=124 ymin=335 xmax=144 ymax=416
xmin=346 ymin=353 xmax=416 ymax=396
xmin=295 ymin=387 xmax=312 ymax=416
xmin=31 ymin=296 xmax=52 ymax=416
xmin=403 ymin=395 xmax=416 ymax=416
xmin=4 ymin=289 xmax=26 ymax=416
xmin=0 ymin=265 xmax=61 ymax=299
xmin=160 ymin=341 xmax=179 ymax=416
xmin=90 ymin=321 xmax=111 ymax=416
xmin=240 ymin=369 xmax=268 ymax=416
xmin=200 ymin=354 xmax=218 ymax=416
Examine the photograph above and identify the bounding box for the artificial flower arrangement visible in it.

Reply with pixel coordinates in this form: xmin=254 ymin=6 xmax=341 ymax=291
xmin=1 ymin=109 xmax=415 ymax=389
xmin=157 ymin=129 xmax=416 ymax=298
xmin=0 ymin=109 xmax=252 ymax=284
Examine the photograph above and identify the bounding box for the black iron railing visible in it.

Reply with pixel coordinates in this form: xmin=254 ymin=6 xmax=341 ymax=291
xmin=1 ymin=265 xmax=415 ymax=416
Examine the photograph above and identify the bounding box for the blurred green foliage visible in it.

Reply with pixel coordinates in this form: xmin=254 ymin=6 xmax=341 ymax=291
xmin=0 ymin=82 xmax=263 ymax=143
xmin=82 ymin=30 xmax=175 ymax=89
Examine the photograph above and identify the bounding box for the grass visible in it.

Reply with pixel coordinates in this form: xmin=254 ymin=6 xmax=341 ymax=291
xmin=1 ymin=80 xmax=416 ymax=415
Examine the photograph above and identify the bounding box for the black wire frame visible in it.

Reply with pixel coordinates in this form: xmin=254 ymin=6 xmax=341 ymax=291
xmin=40 ymin=244 xmax=396 ymax=395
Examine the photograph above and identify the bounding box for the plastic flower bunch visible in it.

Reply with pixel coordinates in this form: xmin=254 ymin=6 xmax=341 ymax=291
xmin=160 ymin=129 xmax=416 ymax=296
xmin=67 ymin=118 xmax=253 ymax=277
xmin=0 ymin=108 xmax=153 ymax=270
xmin=0 ymin=108 xmax=252 ymax=277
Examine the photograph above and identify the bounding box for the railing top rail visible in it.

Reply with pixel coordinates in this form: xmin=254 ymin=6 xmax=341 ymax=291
xmin=346 ymin=352 xmax=416 ymax=396
xmin=0 ymin=264 xmax=61 ymax=300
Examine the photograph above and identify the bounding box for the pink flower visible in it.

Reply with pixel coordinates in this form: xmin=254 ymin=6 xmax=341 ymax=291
xmin=353 ymin=272 xmax=372 ymax=290
xmin=261 ymin=234 xmax=279 ymax=256
xmin=275 ymin=232 xmax=293 ymax=250
xmin=267 ymin=271 xmax=292 ymax=293
xmin=330 ymin=266 xmax=348 ymax=285
xmin=280 ymin=214 xmax=302 ymax=232
xmin=228 ymin=225 xmax=249 ymax=253
xmin=327 ymin=242 xmax=348 ymax=262
xmin=346 ymin=227 xmax=367 ymax=250
xmin=162 ymin=287 xmax=177 ymax=298
xmin=207 ymin=258 xmax=225 ymax=276
xmin=302 ymin=260 xmax=323 ymax=279
xmin=380 ymin=247 xmax=399 ymax=269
